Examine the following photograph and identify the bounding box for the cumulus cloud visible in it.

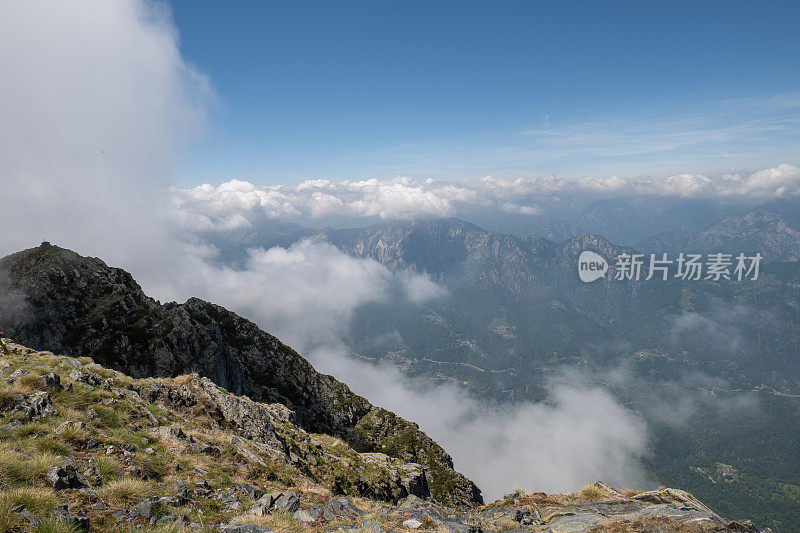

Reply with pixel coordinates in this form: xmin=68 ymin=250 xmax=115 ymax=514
xmin=172 ymin=164 xmax=800 ymax=229
xmin=500 ymin=202 xmax=542 ymax=215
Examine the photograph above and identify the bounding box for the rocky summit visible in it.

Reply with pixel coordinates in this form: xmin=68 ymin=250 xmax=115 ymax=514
xmin=0 ymin=339 xmax=766 ymax=532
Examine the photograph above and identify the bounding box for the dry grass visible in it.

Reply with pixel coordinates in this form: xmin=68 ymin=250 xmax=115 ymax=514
xmin=0 ymin=499 xmax=20 ymax=533
xmin=96 ymin=478 xmax=155 ymax=506
xmin=94 ymin=455 xmax=126 ymax=483
xmin=0 ymin=487 xmax=57 ymax=514
xmin=0 ymin=447 xmax=61 ymax=487
xmin=30 ymin=515 xmax=83 ymax=533
xmin=227 ymin=511 xmax=305 ymax=533
xmin=577 ymin=484 xmax=612 ymax=502
xmin=116 ymin=525 xmax=182 ymax=533
xmin=493 ymin=516 xmax=523 ymax=531
xmin=587 ymin=515 xmax=712 ymax=533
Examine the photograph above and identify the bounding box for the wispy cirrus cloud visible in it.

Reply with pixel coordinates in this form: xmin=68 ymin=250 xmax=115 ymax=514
xmin=261 ymin=91 xmax=800 ymax=181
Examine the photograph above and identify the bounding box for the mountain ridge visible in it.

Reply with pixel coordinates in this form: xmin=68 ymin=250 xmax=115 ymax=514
xmin=0 ymin=243 xmax=481 ymax=508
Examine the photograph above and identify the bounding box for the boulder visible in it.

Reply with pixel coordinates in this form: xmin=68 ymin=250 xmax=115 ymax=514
xmin=272 ymin=491 xmax=300 ymax=513
xmin=51 ymin=504 xmax=90 ymax=531
xmin=358 ymin=520 xmax=385 ymax=533
xmin=248 ymin=493 xmax=275 ymax=516
xmin=129 ymin=496 xmax=184 ymax=518
xmin=38 ymin=372 xmax=61 ymax=390
xmin=235 ymin=483 xmax=265 ymax=501
xmin=45 ymin=459 xmax=89 ymax=490
xmin=359 ymin=452 xmax=430 ymax=501
xmin=294 ymin=506 xmax=324 ymax=523
xmin=8 ymin=391 xmax=58 ymax=421
xmin=4 ymin=368 xmax=28 ymax=383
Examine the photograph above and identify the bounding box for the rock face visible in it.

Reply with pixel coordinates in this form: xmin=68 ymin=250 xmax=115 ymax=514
xmin=0 ymin=243 xmax=481 ymax=507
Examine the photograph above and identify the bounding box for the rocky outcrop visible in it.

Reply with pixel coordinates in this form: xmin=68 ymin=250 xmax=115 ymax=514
xmin=136 ymin=374 xmax=431 ymax=504
xmin=477 ymin=486 xmax=766 ymax=533
xmin=0 ymin=243 xmax=481 ymax=506
xmin=352 ymin=407 xmax=481 ymax=508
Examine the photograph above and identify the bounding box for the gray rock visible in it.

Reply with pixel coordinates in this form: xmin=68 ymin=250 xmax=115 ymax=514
xmin=130 ymin=497 xmax=158 ymax=518
xmin=219 ymin=524 xmax=277 ymax=533
xmin=51 ymin=504 xmax=90 ymax=531
xmin=69 ymin=369 xmax=102 ymax=386
xmin=272 ymin=491 xmax=300 ymax=513
xmin=293 ymin=498 xmax=364 ymax=524
xmin=360 ymin=453 xmax=430 ymax=501
xmin=324 ymin=497 xmax=364 ymax=519
xmin=60 ymin=358 xmax=82 ymax=369
xmin=4 ymin=368 xmax=28 ymax=383
xmin=727 ymin=520 xmax=759 ymax=532
xmin=53 ymin=420 xmax=85 ymax=437
xmin=5 ymin=391 xmax=58 ymax=422
xmin=130 ymin=496 xmax=184 ymax=518
xmin=38 ymin=372 xmax=61 ymax=390
xmin=174 ymin=479 xmax=188 ymax=499
xmin=248 ymin=493 xmax=275 ymax=516
xmin=403 ymin=518 xmax=423 ymax=529
xmin=358 ymin=520 xmax=385 ymax=533
xmin=294 ymin=506 xmax=324 ymax=523
xmin=46 ymin=459 xmax=89 ymax=490
xmin=441 ymin=521 xmax=481 ymax=533
xmin=236 ymin=483 xmax=265 ymax=501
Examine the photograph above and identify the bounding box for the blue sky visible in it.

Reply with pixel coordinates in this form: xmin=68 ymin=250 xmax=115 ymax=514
xmin=169 ymin=0 xmax=800 ymax=185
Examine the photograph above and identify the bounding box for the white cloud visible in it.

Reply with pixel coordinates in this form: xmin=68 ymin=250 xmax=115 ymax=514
xmin=500 ymin=202 xmax=542 ymax=215
xmin=397 ymin=270 xmax=448 ymax=303
xmin=172 ymin=164 xmax=800 ymax=230
xmin=306 ymin=345 xmax=651 ymax=500
xmin=177 ymin=239 xmax=445 ymax=348
xmin=0 ymin=0 xmax=211 ymax=282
